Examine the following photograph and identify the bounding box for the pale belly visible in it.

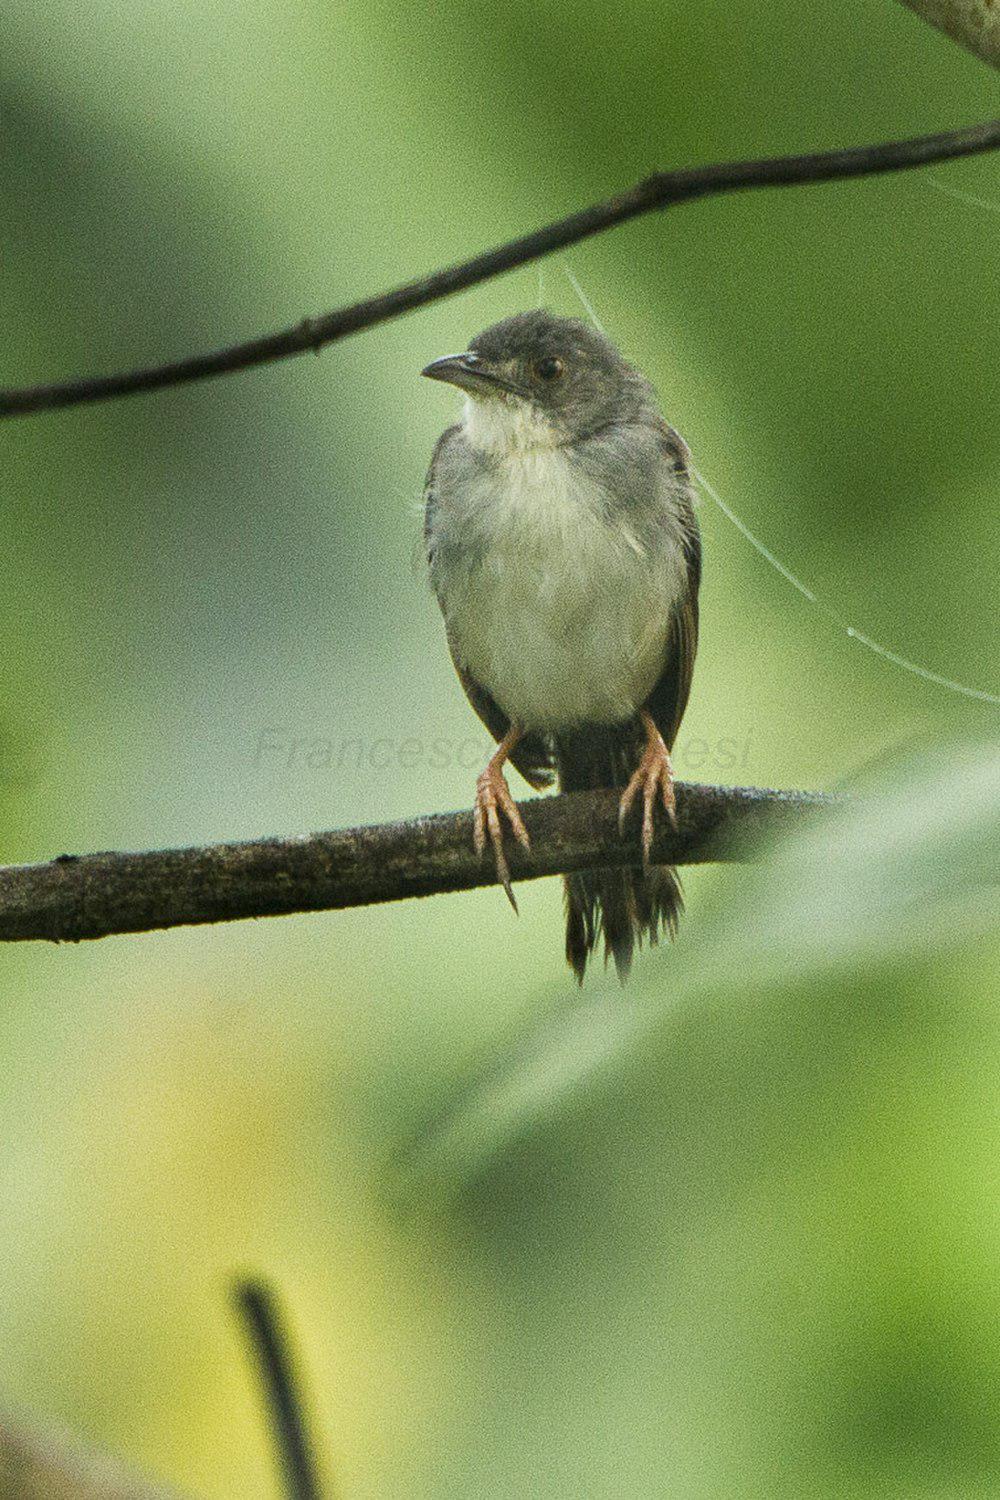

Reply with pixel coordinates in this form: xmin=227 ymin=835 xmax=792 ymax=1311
xmin=430 ymin=424 xmax=689 ymax=732
xmin=436 ymin=473 xmax=685 ymax=731
xmin=447 ymin=550 xmax=673 ymax=730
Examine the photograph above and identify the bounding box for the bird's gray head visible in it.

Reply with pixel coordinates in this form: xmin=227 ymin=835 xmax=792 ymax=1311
xmin=422 ymin=309 xmax=652 ymax=450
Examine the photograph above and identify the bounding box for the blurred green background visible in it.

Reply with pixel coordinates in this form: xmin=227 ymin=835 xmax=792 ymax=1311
xmin=1 ymin=1 xmax=999 ymax=1494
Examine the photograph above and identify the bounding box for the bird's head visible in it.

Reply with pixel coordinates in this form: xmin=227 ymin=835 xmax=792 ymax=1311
xmin=422 ymin=309 xmax=651 ymax=451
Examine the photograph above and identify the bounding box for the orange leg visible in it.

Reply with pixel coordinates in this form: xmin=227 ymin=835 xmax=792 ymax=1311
xmin=618 ymin=709 xmax=677 ymax=865
xmin=473 ymin=724 xmax=531 ymax=911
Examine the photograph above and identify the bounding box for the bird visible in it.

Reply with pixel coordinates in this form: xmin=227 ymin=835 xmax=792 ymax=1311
xmin=421 ymin=309 xmax=700 ymax=981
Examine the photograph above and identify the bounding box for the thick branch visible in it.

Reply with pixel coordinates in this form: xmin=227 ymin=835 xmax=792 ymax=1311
xmin=0 ymin=783 xmax=831 ymax=944
xmin=3 ymin=120 xmax=1000 ymax=419
xmin=898 ymin=1 xmax=1000 ymax=67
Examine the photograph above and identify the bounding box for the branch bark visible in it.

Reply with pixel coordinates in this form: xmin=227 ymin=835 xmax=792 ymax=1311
xmin=898 ymin=0 xmax=1000 ymax=67
xmin=0 ymin=783 xmax=832 ymax=944
xmin=3 ymin=120 xmax=1000 ymax=419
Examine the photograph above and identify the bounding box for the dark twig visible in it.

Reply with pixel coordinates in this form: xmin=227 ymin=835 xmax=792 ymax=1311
xmin=0 ymin=782 xmax=832 ymax=944
xmin=2 ymin=120 xmax=999 ymax=418
xmin=233 ymin=1280 xmax=325 ymax=1500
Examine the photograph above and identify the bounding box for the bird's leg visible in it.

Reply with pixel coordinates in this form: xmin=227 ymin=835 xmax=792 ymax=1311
xmin=473 ymin=724 xmax=531 ymax=911
xmin=618 ymin=709 xmax=677 ymax=864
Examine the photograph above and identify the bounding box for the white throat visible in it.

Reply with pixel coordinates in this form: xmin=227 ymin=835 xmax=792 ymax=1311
xmin=462 ymin=394 xmax=562 ymax=457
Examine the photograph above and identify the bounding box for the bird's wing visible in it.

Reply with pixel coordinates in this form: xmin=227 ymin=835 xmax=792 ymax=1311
xmin=424 ymin=424 xmax=555 ymax=790
xmin=422 ymin=422 xmax=460 ymax=561
xmin=449 ymin=650 xmax=555 ymax=789
xmin=644 ymin=426 xmax=701 ymax=751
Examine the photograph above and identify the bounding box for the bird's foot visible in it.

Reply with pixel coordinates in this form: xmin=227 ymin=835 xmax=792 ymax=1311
xmin=618 ymin=724 xmax=676 ymax=865
xmin=473 ymin=761 xmax=531 ymax=911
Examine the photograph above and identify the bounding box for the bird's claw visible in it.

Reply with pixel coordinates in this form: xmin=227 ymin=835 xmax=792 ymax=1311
xmin=473 ymin=763 xmax=531 ymax=911
xmin=618 ymin=733 xmax=676 ymax=865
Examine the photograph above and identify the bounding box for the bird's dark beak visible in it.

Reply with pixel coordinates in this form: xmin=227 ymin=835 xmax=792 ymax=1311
xmin=421 ymin=352 xmax=524 ymax=398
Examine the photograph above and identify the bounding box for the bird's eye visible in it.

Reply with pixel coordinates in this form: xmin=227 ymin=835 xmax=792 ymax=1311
xmin=535 ymin=356 xmax=564 ymax=381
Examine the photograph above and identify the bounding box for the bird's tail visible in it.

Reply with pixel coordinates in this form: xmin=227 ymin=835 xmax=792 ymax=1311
xmin=557 ymin=725 xmax=683 ymax=983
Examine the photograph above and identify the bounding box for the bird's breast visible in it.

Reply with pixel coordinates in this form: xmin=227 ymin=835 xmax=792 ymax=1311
xmin=430 ymin=444 xmax=686 ymax=731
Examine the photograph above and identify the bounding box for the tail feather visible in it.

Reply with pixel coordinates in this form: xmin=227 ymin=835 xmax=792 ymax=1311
xmin=558 ymin=726 xmax=683 ymax=983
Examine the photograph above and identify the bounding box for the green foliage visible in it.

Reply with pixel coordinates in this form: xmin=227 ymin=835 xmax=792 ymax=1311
xmin=400 ymin=745 xmax=1000 ymax=1198
xmin=1 ymin=1 xmax=998 ymax=1495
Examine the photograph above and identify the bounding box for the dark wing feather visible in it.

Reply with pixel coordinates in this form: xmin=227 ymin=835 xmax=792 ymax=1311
xmin=424 ymin=424 xmax=554 ymax=790
xmin=644 ymin=427 xmax=701 ymax=750
xmin=450 ymin=650 xmax=555 ymax=789
xmin=422 ymin=423 xmax=460 ymax=558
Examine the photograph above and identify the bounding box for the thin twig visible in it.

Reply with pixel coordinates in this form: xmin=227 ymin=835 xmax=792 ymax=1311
xmin=233 ymin=1280 xmax=325 ymax=1500
xmin=0 ymin=782 xmax=832 ymax=943
xmin=3 ymin=120 xmax=999 ymax=418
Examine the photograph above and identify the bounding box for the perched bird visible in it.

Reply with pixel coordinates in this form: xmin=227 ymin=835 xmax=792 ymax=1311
xmin=422 ymin=310 xmax=700 ymax=981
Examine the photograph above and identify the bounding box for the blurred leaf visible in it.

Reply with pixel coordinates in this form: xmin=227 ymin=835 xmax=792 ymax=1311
xmin=398 ymin=742 xmax=1000 ymax=1198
